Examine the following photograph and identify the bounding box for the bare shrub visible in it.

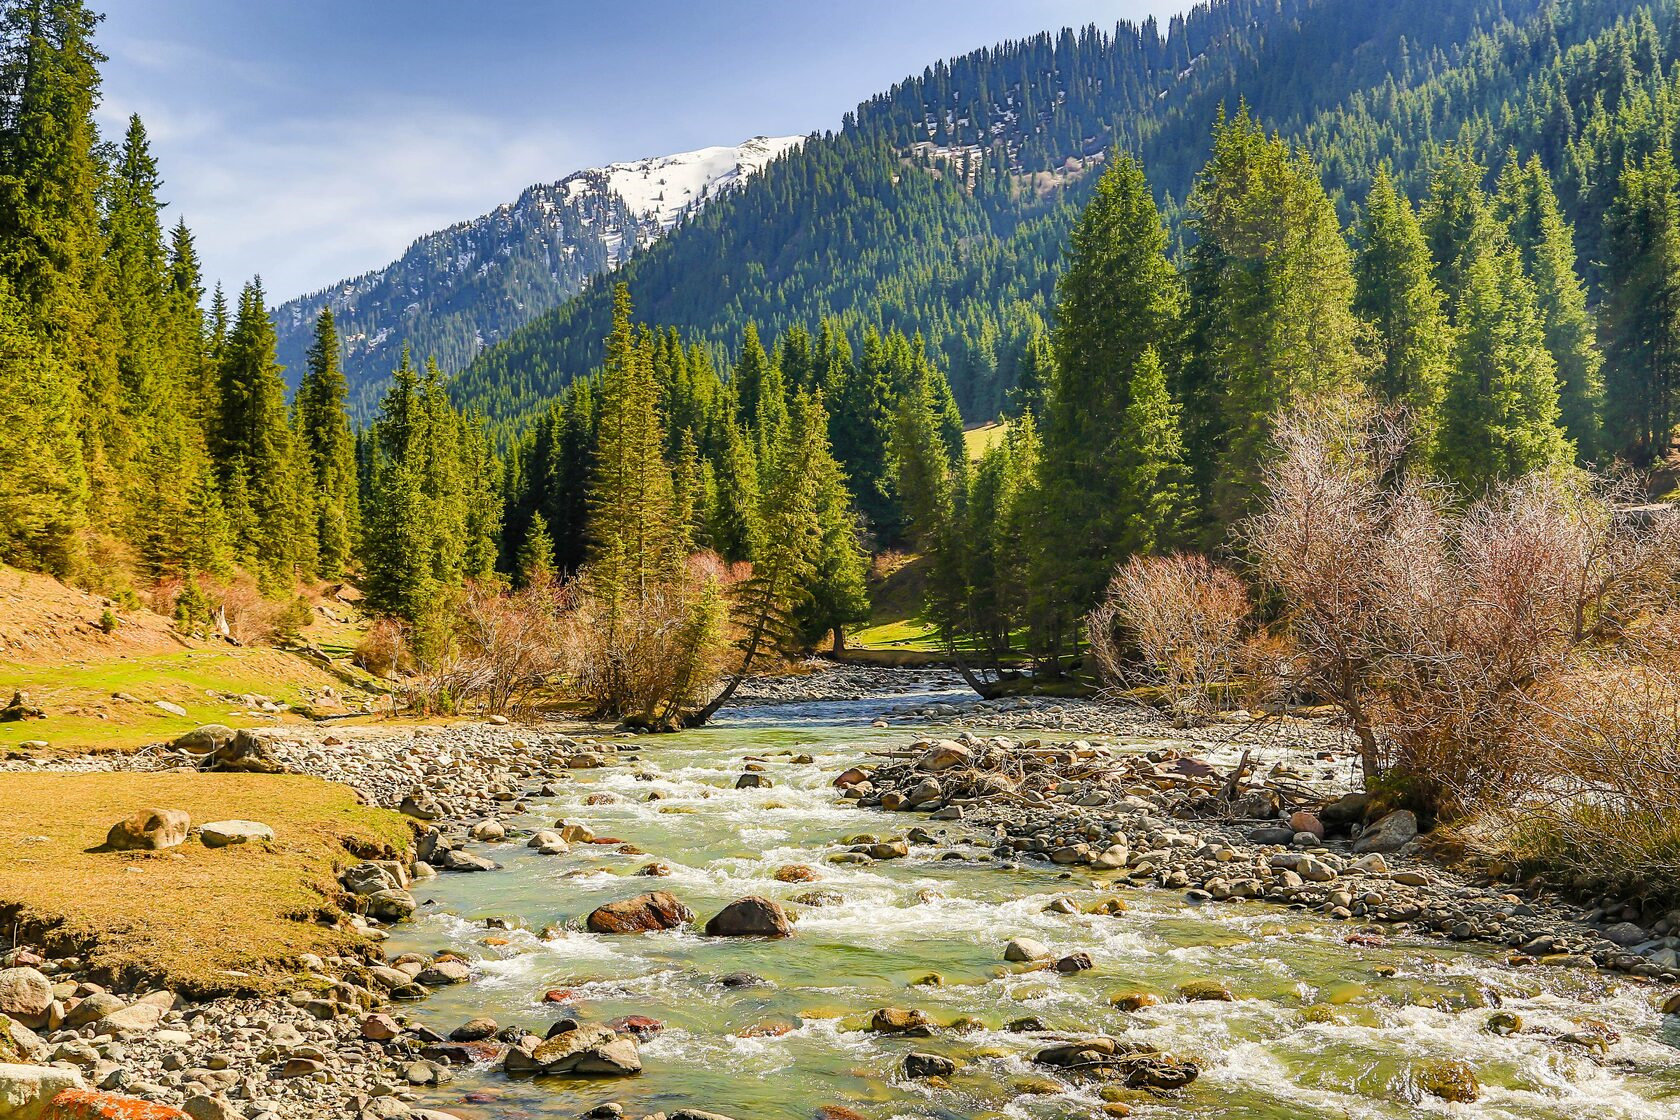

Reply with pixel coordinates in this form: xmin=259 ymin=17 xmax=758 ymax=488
xmin=1479 ymin=665 xmax=1680 ymax=904
xmin=354 ymin=617 xmax=411 ymax=678
xmin=563 ymin=558 xmax=729 ymax=728
xmin=1087 ymin=553 xmax=1251 ymax=723
xmin=1245 ymin=394 xmax=1680 ymax=817
xmin=411 ymin=580 xmax=570 ymax=716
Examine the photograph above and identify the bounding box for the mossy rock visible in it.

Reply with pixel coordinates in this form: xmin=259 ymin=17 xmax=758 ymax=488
xmin=1418 ymin=1060 xmax=1480 ymax=1103
xmin=1012 ymin=1076 xmax=1064 ymax=1095
xmin=1298 ymin=1003 xmax=1347 ymax=1025
xmin=1178 ymin=979 xmax=1235 ymax=1002
xmin=1109 ymin=990 xmax=1158 ymax=1011
xmin=1485 ymin=1011 xmax=1522 ymax=1036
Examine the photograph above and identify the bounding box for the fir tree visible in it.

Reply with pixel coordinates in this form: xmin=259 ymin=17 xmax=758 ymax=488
xmin=1354 ymin=169 xmax=1451 ymax=452
xmin=516 ymin=511 xmax=555 ymax=587
xmin=1434 ymin=237 xmax=1574 ymax=492
xmin=0 ymin=276 xmax=85 ymax=573
xmin=1602 ymin=147 xmax=1680 ymax=464
xmin=1496 ymin=155 xmax=1603 ymax=459
xmin=295 ymin=308 xmax=360 ymax=578
xmin=1040 ymin=151 xmax=1185 ymax=639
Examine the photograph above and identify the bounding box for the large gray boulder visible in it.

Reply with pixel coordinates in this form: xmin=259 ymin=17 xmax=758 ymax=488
xmin=1352 ymin=810 xmax=1419 ymax=854
xmin=525 ymin=1024 xmax=641 ymax=1075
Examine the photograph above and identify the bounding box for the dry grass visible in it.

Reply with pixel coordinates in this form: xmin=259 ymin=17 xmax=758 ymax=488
xmin=0 ymin=772 xmax=410 ymax=996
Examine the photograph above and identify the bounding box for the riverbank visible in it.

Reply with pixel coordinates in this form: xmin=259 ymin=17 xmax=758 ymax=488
xmin=3 ymin=672 xmax=1678 ymax=1120
xmin=843 ymin=730 xmax=1680 ymax=984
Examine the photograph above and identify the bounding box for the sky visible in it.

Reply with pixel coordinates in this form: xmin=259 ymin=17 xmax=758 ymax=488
xmin=96 ymin=0 xmax=1178 ymax=304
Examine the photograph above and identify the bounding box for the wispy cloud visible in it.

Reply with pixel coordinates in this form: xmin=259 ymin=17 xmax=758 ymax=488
xmin=99 ymin=95 xmax=589 ymax=302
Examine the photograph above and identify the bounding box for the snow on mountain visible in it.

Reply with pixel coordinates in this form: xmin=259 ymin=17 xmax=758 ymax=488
xmin=271 ymin=135 xmax=803 ymax=412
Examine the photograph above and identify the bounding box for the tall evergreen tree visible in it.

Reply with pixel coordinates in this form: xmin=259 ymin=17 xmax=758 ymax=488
xmin=1434 ymin=237 xmax=1574 ymax=492
xmin=295 ymin=308 xmax=360 ymax=578
xmin=1183 ymin=107 xmax=1366 ymax=527
xmin=1354 ymin=169 xmax=1452 ymax=453
xmin=1602 ymin=147 xmax=1680 ymax=464
xmin=0 ymin=276 xmax=85 ymax=573
xmin=1040 ymin=151 xmax=1185 ymax=637
xmin=1496 ymin=155 xmax=1603 ymax=458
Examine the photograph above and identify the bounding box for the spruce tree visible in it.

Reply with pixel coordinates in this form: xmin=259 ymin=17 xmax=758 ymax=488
xmin=1602 ymin=147 xmax=1680 ymax=464
xmin=0 ymin=276 xmax=86 ymax=574
xmin=1434 ymin=238 xmax=1574 ymax=492
xmin=1496 ymin=155 xmax=1603 ymax=458
xmin=1183 ymin=107 xmax=1366 ymax=527
xmin=1354 ymin=169 xmax=1451 ymax=452
xmin=295 ymin=308 xmax=361 ymax=578
xmin=516 ymin=511 xmax=555 ymax=587
xmin=1040 ymin=150 xmax=1185 ymax=637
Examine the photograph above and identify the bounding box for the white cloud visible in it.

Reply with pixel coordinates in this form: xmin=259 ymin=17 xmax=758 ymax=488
xmin=99 ymin=95 xmax=591 ymax=302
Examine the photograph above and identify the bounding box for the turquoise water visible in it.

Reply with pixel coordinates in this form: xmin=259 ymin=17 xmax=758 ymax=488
xmin=387 ymin=688 xmax=1680 ymax=1119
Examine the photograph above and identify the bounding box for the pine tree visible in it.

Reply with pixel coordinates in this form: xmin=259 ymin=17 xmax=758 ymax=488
xmin=1354 ymin=169 xmax=1451 ymax=452
xmin=295 ymin=308 xmax=360 ymax=578
xmin=1602 ymin=147 xmax=1680 ymax=464
xmin=215 ymin=278 xmax=303 ymax=590
xmin=1040 ymin=150 xmax=1185 ymax=637
xmin=1183 ymin=107 xmax=1366 ymax=528
xmin=707 ymin=405 xmax=763 ymax=562
xmin=1496 ymin=155 xmax=1603 ymax=458
xmin=0 ymin=276 xmax=86 ymax=574
xmin=586 ymin=284 xmax=681 ymax=626
xmin=1434 ymin=237 xmax=1574 ymax=492
xmin=516 ymin=511 xmax=555 ymax=587
xmin=796 ymin=395 xmax=871 ymax=653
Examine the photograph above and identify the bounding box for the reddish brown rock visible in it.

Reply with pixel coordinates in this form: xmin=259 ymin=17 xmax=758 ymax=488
xmin=585 ymin=891 xmax=694 ymax=934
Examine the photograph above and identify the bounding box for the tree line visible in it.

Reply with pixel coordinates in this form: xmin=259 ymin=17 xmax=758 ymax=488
xmin=897 ymin=103 xmax=1678 ymax=676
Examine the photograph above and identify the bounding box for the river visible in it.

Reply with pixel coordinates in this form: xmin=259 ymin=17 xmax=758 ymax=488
xmin=385 ymin=680 xmax=1680 ymax=1119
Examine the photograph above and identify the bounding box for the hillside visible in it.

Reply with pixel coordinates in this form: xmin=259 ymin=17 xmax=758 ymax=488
xmin=270 ymin=135 xmax=802 ymax=416
xmin=451 ymin=0 xmax=1658 ymax=425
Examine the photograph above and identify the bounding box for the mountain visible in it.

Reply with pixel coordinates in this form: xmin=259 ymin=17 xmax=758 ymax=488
xmin=452 ymin=0 xmax=1664 ymax=427
xmin=270 ymin=135 xmax=803 ymax=415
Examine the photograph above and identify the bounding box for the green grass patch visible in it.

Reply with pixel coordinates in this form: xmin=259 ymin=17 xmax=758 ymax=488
xmin=962 ymin=420 xmax=1010 ymax=460
xmin=0 ymin=647 xmax=344 ymax=756
xmin=0 ymin=772 xmax=411 ymax=996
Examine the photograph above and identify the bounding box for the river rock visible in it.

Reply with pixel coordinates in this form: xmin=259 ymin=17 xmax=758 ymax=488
xmin=469 ymin=820 xmax=506 ymax=842
xmin=704 ymin=897 xmax=793 ymax=938
xmin=1178 ymin=980 xmax=1234 ymax=1002
xmin=735 ymin=773 xmax=772 ymax=789
xmin=1418 ymin=1060 xmax=1480 ymax=1102
xmin=1352 ymin=810 xmax=1418 ymax=853
xmin=0 ymin=1063 xmax=86 ymax=1115
xmin=105 ymin=808 xmax=191 ymax=851
xmin=915 ymin=741 xmax=970 ymax=772
xmin=449 ymin=1017 xmax=498 ymax=1042
xmin=62 ymin=992 xmax=125 ymax=1030
xmin=0 ymin=968 xmax=52 ymax=1028
xmin=170 ymin=724 xmax=235 ymax=756
xmin=198 ymin=819 xmax=273 ymax=847
xmin=367 ymin=888 xmax=418 ymax=921
xmin=342 ymin=862 xmax=400 ymax=895
xmin=437 ymin=849 xmax=496 ymax=872
xmin=868 ymin=1008 xmax=933 ymax=1036
xmin=1287 ymin=811 xmax=1325 ymax=840
xmin=587 ymin=892 xmax=695 ymax=934
xmin=526 ymin=1024 xmax=641 ymax=1076
xmin=1004 ymin=938 xmax=1049 ymax=963
xmin=96 ymin=1001 xmax=165 ymax=1034
xmin=904 ymin=1052 xmax=957 ymax=1078
xmin=1054 ymin=952 xmax=1094 ymax=974
xmin=362 ymin=1013 xmax=401 ymax=1041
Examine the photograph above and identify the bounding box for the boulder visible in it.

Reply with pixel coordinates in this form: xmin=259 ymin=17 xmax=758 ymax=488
xmin=469 ymin=820 xmax=505 ymax=843
xmin=43 ymin=1089 xmax=190 ymax=1119
xmin=437 ymin=849 xmax=496 ymax=873
xmin=1352 ymin=810 xmax=1418 ymax=854
xmin=0 ymin=1020 xmax=46 ymax=1065
xmin=867 ymin=1008 xmax=932 ymax=1036
xmin=1418 ymin=1060 xmax=1480 ymax=1103
xmin=341 ymin=862 xmax=400 ymax=895
xmin=448 ymin=1017 xmax=498 ymax=1042
xmin=104 ymin=808 xmax=191 ymax=851
xmin=586 ymin=892 xmax=694 ymax=934
xmin=62 ymin=993 xmax=125 ymax=1030
xmin=1318 ymin=792 xmax=1371 ymax=830
xmin=0 ymin=968 xmax=53 ymax=1028
xmin=198 ymin=820 xmax=273 ymax=848
xmin=366 ymin=889 xmax=417 ymax=922
xmin=915 ymin=741 xmax=970 ymax=772
xmin=1287 ymin=811 xmax=1325 ymax=840
xmin=1004 ymin=938 xmax=1049 ymax=963
xmin=734 ymin=773 xmax=772 ymax=789
xmin=0 ymin=1064 xmax=85 ymax=1119
xmin=205 ymin=729 xmax=281 ymax=774
xmin=181 ymin=1095 xmax=242 ymax=1120
xmin=704 ymin=897 xmax=793 ymax=938
xmin=169 ymin=725 xmax=235 ymax=756
xmin=1054 ymin=952 xmax=1093 ymax=974
xmin=904 ymin=1052 xmax=957 ymax=1079
xmin=1178 ymin=980 xmax=1234 ymax=1002
xmin=361 ymin=1013 xmax=401 ymax=1042
xmin=95 ymin=1002 xmax=164 ymax=1034
xmin=527 ymin=1024 xmax=641 ymax=1076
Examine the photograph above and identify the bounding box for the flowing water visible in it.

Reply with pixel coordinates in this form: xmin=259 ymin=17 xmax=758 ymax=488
xmin=389 ymin=683 xmax=1680 ymax=1119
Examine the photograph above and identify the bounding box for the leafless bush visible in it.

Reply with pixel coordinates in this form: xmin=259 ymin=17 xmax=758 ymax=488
xmin=1245 ymin=394 xmax=1680 ymax=817
xmin=563 ymin=559 xmax=728 ymax=728
xmin=411 ymin=580 xmax=569 ymax=716
xmin=1480 ymin=666 xmax=1680 ymax=903
xmin=354 ymin=618 xmax=411 ymax=678
xmin=1087 ymin=553 xmax=1251 ymax=723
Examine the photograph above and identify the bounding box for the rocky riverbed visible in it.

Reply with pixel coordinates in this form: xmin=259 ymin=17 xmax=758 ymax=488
xmin=4 ymin=672 xmax=1679 ymax=1120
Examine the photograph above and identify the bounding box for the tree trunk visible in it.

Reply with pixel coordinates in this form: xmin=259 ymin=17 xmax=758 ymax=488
xmin=831 ymin=626 xmax=846 ymax=656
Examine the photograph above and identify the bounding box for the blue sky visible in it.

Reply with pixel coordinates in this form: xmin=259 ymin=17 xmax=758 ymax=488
xmin=97 ymin=1 xmax=1176 ymax=302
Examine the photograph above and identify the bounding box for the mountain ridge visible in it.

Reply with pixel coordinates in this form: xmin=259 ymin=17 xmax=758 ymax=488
xmin=270 ymin=134 xmax=803 ymax=414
